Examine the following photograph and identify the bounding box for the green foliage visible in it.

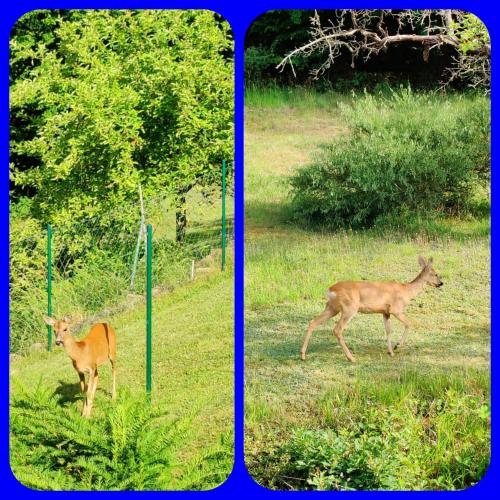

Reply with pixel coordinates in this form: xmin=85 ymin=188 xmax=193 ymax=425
xmin=10 ymin=383 xmax=232 ymax=490
xmin=453 ymin=14 xmax=490 ymax=55
xmin=249 ymin=375 xmax=490 ymax=491
xmin=289 ymin=89 xmax=490 ymax=228
xmin=10 ymin=200 xmax=46 ymax=291
xmin=10 ymin=10 xmax=233 ymax=225
xmin=10 ymin=200 xmax=47 ymax=353
xmin=245 ymin=10 xmax=329 ymax=85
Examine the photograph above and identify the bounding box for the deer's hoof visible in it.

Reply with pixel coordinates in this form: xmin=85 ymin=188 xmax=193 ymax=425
xmin=388 ymin=351 xmax=395 ymax=357
xmin=300 ymin=352 xmax=306 ymax=361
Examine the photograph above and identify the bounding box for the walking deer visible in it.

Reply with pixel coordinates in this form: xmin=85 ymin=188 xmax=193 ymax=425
xmin=301 ymin=256 xmax=443 ymax=363
xmin=43 ymin=316 xmax=117 ymax=417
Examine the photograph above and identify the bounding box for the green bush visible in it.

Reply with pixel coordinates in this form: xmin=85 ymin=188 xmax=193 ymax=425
xmin=10 ymin=201 xmax=47 ymax=353
xmin=255 ymin=387 xmax=489 ymax=490
xmin=289 ymin=89 xmax=490 ymax=228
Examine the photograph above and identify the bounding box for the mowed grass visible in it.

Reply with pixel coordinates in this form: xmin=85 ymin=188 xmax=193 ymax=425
xmin=10 ymin=260 xmax=234 ymax=490
xmin=245 ymin=88 xmax=348 ymax=229
xmin=244 ymin=88 xmax=490 ymax=490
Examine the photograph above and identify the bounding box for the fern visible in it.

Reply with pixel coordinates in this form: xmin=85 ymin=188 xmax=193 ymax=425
xmin=10 ymin=385 xmax=204 ymax=490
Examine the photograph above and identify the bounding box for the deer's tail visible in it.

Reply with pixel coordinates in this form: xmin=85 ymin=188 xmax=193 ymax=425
xmin=326 ymin=289 xmax=336 ymax=300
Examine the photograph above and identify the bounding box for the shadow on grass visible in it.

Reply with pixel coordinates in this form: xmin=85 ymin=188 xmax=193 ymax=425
xmin=247 ymin=200 xmax=489 ymax=242
xmin=280 ymin=213 xmax=490 ymax=242
xmin=246 ymin=306 xmax=490 ymax=374
xmin=245 ymin=200 xmax=294 ymax=229
xmin=53 ymin=380 xmax=83 ymax=406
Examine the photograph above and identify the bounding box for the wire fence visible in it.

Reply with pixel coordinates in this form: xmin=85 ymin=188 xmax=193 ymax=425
xmin=10 ymin=162 xmax=234 ymax=355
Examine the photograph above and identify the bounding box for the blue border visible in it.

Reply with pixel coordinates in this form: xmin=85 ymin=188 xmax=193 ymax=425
xmin=2 ymin=1 xmax=496 ymax=497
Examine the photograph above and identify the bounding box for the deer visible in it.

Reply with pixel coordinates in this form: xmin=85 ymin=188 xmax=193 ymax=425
xmin=300 ymin=256 xmax=443 ymax=363
xmin=43 ymin=316 xmax=117 ymax=417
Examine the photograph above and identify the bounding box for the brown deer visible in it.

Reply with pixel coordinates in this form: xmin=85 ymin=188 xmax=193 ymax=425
xmin=301 ymin=256 xmax=443 ymax=363
xmin=43 ymin=316 xmax=117 ymax=417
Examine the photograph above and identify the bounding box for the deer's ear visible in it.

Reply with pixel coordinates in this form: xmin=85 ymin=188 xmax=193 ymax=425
xmin=418 ymin=255 xmax=427 ymax=268
xmin=43 ymin=315 xmax=56 ymax=326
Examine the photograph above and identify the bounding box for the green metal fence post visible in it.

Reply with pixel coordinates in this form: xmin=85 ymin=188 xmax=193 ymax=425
xmin=221 ymin=159 xmax=227 ymax=271
xmin=146 ymin=224 xmax=153 ymax=399
xmin=47 ymin=224 xmax=53 ymax=351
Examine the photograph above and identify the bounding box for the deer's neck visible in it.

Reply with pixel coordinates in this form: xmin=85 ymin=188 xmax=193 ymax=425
xmin=63 ymin=334 xmax=82 ymax=362
xmin=405 ymin=271 xmax=426 ymax=299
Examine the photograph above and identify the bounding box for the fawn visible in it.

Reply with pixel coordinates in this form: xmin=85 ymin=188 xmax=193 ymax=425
xmin=43 ymin=316 xmax=117 ymax=416
xmin=301 ymin=256 xmax=443 ymax=362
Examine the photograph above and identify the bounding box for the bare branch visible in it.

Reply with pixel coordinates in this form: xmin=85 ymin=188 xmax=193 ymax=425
xmin=276 ymin=9 xmax=490 ymax=93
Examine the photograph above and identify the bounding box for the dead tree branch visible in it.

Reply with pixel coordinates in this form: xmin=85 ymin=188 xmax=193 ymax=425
xmin=276 ymin=10 xmax=490 ymax=92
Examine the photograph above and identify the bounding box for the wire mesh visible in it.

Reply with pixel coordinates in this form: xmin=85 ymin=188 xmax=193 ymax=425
xmin=10 ymin=161 xmax=234 ymax=354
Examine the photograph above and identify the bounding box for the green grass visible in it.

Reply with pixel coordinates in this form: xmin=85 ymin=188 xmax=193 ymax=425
xmin=10 ymin=260 xmax=234 ymax=490
xmin=244 ymin=88 xmax=490 ymax=490
xmin=245 ymin=84 xmax=351 ymax=110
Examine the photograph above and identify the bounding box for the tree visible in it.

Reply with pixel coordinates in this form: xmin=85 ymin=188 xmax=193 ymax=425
xmin=277 ymin=10 xmax=490 ymax=92
xmin=10 ymin=10 xmax=234 ymax=241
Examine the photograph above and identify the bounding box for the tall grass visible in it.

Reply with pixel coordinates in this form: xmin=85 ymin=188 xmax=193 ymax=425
xmin=245 ymin=83 xmax=349 ymax=110
xmin=247 ymin=371 xmax=489 ymax=491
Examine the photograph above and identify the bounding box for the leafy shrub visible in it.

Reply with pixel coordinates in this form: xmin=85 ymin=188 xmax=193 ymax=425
xmin=289 ymin=89 xmax=490 ymax=228
xmin=10 ymin=202 xmax=47 ymax=353
xmin=10 ymin=201 xmax=46 ymax=292
xmin=250 ymin=379 xmax=490 ymax=491
xmin=11 ymin=10 xmax=233 ymax=226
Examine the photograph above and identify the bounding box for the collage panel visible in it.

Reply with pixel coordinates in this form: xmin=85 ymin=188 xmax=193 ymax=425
xmin=6 ymin=4 xmax=495 ymax=496
xmin=244 ymin=9 xmax=491 ymax=491
xmin=9 ymin=9 xmax=234 ymax=491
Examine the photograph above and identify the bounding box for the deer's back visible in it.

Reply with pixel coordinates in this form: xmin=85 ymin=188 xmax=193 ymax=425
xmin=80 ymin=323 xmax=116 ymax=366
xmin=330 ymin=280 xmax=407 ymax=314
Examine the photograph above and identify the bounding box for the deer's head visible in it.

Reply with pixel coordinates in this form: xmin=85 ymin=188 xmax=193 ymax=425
xmin=43 ymin=316 xmax=72 ymax=346
xmin=418 ymin=256 xmax=443 ymax=288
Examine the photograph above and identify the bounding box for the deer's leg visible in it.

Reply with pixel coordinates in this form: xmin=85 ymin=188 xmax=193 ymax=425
xmin=301 ymin=306 xmax=335 ymax=361
xmin=83 ymin=370 xmax=95 ymax=417
xmin=393 ymin=313 xmax=410 ymax=349
xmin=333 ymin=310 xmax=356 ymax=363
xmin=110 ymin=358 xmax=116 ymax=400
xmin=78 ymin=372 xmax=86 ymax=393
xmin=383 ymin=313 xmax=394 ymax=357
xmin=86 ymin=369 xmax=99 ymax=417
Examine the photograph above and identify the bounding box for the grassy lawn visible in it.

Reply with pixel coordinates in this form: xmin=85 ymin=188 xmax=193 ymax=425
xmin=244 ymin=88 xmax=490 ymax=490
xmin=10 ymin=260 xmax=234 ymax=490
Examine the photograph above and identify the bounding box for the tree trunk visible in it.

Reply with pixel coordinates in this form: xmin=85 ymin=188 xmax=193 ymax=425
xmin=175 ymin=194 xmax=187 ymax=243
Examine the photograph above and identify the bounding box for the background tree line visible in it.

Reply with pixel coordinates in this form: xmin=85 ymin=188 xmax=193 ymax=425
xmin=245 ymin=10 xmax=489 ymax=92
